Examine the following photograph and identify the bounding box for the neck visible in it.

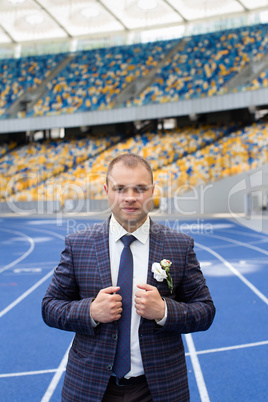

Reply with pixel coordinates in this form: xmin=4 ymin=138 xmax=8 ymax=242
xmin=117 ymin=216 xmax=148 ymax=233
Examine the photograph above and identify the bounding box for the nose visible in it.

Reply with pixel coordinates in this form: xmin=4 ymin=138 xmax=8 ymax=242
xmin=124 ymin=188 xmax=136 ymax=200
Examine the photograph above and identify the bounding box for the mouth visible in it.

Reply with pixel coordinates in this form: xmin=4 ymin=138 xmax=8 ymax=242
xmin=121 ymin=207 xmax=139 ymax=214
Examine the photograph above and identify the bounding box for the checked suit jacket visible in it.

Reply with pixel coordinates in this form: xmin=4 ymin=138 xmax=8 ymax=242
xmin=42 ymin=217 xmax=215 ymax=402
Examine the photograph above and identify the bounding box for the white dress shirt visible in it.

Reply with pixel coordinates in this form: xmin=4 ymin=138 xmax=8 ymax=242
xmin=109 ymin=214 xmax=149 ymax=378
xmin=91 ymin=215 xmax=167 ymax=378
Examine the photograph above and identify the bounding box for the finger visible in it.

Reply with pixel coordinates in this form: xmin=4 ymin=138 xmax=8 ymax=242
xmin=115 ymin=301 xmax=122 ymax=309
xmin=101 ymin=286 xmax=120 ymax=294
xmin=134 ymin=290 xmax=143 ymax=298
xmin=137 ymin=284 xmax=155 ymax=292
xmin=115 ymin=306 xmax=123 ymax=317
xmin=113 ymin=312 xmax=121 ymax=321
xmin=135 ymin=304 xmax=144 ymax=317
xmin=114 ymin=294 xmax=122 ymax=302
xmin=110 ymin=298 xmax=122 ymax=310
xmin=112 ymin=304 xmax=122 ymax=313
xmin=134 ymin=300 xmax=141 ymax=310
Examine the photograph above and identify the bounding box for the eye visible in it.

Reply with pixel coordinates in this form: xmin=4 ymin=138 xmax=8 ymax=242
xmin=113 ymin=186 xmax=126 ymax=192
xmin=135 ymin=186 xmax=148 ymax=193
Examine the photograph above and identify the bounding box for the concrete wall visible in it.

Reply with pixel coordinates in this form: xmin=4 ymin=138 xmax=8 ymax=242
xmin=0 ymin=199 xmax=109 ymax=215
xmin=1 ymin=165 xmax=267 ymax=217
xmin=159 ymin=163 xmax=268 ymax=217
xmin=0 ymin=200 xmax=61 ymax=215
xmin=1 ymin=88 xmax=268 ymax=134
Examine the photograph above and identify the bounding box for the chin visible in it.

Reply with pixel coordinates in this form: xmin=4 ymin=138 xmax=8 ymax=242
xmin=120 ymin=209 xmax=140 ymax=218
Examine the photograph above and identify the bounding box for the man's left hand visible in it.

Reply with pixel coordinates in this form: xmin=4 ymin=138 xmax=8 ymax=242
xmin=135 ymin=284 xmax=165 ymax=321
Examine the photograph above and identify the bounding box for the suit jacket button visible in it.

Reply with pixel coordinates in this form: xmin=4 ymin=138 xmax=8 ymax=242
xmin=106 ymin=364 xmax=113 ymax=371
xmin=112 ymin=334 xmax=118 ymax=340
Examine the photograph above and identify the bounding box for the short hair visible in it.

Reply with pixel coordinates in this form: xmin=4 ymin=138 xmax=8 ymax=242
xmin=106 ymin=153 xmax=153 ymax=185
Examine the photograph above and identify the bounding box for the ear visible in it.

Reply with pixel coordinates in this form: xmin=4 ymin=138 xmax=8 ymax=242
xmin=104 ymin=183 xmax=108 ymax=195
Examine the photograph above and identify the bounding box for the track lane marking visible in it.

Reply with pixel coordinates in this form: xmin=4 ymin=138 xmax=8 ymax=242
xmin=207 ymin=233 xmax=268 ymax=256
xmin=0 ymin=229 xmax=35 ymax=274
xmin=196 ymin=242 xmax=268 ymax=305
xmin=27 ymin=227 xmax=66 ymax=241
xmin=185 ymin=334 xmax=210 ymax=402
xmin=1 ymin=340 xmax=267 ymax=379
xmin=0 ymin=269 xmax=54 ymax=318
xmin=41 ymin=342 xmax=72 ymax=402
xmin=218 ymin=228 xmax=268 ymax=240
xmin=186 ymin=340 xmax=268 ymax=356
xmin=0 ymin=369 xmax=59 ymax=378
xmin=0 ymin=227 xmax=65 ymax=317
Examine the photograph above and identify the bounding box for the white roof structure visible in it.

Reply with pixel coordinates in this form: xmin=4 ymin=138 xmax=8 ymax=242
xmin=1 ymin=0 xmax=268 ymax=48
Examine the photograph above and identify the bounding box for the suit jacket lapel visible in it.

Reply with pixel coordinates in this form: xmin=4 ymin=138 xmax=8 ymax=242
xmin=93 ymin=217 xmax=164 ymax=290
xmin=94 ymin=217 xmax=112 ymax=289
xmin=147 ymin=219 xmax=164 ymax=288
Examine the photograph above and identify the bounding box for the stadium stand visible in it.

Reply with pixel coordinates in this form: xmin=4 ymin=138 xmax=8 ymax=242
xmin=127 ymin=24 xmax=268 ymax=106
xmin=26 ymin=40 xmax=179 ymax=117
xmin=1 ymin=24 xmax=268 ymax=119
xmin=0 ymin=134 xmax=121 ymax=202
xmin=0 ymin=123 xmax=230 ymax=202
xmin=237 ymin=67 xmax=268 ymax=91
xmin=0 ymin=53 xmax=66 ymax=118
xmin=0 ymin=23 xmax=268 ymax=213
xmin=0 ymin=140 xmax=18 ymax=157
xmin=2 ymin=121 xmax=267 ymax=207
xmin=154 ymin=121 xmax=268 ymax=202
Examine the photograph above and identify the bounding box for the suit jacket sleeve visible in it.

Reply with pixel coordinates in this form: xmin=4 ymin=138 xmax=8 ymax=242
xmin=157 ymin=234 xmax=215 ymax=334
xmin=42 ymin=235 xmax=97 ymax=336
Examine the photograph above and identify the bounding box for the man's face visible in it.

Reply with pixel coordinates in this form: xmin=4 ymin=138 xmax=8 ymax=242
xmin=104 ymin=161 xmax=155 ymax=232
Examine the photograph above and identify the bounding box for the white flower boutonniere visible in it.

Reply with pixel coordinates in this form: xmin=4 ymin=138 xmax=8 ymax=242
xmin=152 ymin=259 xmax=173 ymax=294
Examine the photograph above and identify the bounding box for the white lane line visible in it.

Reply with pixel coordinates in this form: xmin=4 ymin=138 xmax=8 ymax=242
xmin=185 ymin=334 xmax=210 ymax=402
xmin=41 ymin=342 xmax=72 ymax=402
xmin=27 ymin=227 xmax=65 ymax=241
xmin=219 ymin=228 xmax=268 ymax=240
xmin=0 ymin=227 xmax=65 ymax=317
xmin=1 ymin=340 xmax=267 ymax=379
xmin=0 ymin=229 xmax=35 ymax=274
xmin=14 ymin=261 xmax=59 ymax=267
xmin=0 ymin=369 xmax=58 ymax=378
xmin=196 ymin=242 xmax=268 ymax=305
xmin=0 ymin=269 xmax=54 ymax=318
xmin=187 ymin=340 xmax=268 ymax=356
xmin=209 ymin=233 xmax=268 ymax=257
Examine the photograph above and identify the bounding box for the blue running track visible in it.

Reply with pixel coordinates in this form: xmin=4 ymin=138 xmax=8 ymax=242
xmin=0 ymin=216 xmax=267 ymax=402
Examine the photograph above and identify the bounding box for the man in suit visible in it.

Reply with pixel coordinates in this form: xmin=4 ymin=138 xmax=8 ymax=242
xmin=42 ymin=153 xmax=215 ymax=402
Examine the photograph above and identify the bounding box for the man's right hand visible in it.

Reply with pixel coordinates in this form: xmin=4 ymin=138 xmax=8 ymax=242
xmin=90 ymin=286 xmax=122 ymax=323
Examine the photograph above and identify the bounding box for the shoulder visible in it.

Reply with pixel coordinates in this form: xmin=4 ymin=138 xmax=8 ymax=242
xmin=150 ymin=219 xmax=193 ymax=244
xmin=65 ymin=219 xmax=108 ymax=243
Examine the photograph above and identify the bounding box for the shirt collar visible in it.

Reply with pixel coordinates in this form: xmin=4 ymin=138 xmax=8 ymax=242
xmin=110 ymin=214 xmax=150 ymax=245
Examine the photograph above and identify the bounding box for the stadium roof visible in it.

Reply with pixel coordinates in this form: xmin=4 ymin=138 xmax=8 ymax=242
xmin=0 ymin=0 xmax=268 ymax=48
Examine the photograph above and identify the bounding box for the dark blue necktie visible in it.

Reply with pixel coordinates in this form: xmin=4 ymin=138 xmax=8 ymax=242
xmin=113 ymin=234 xmax=136 ymax=379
